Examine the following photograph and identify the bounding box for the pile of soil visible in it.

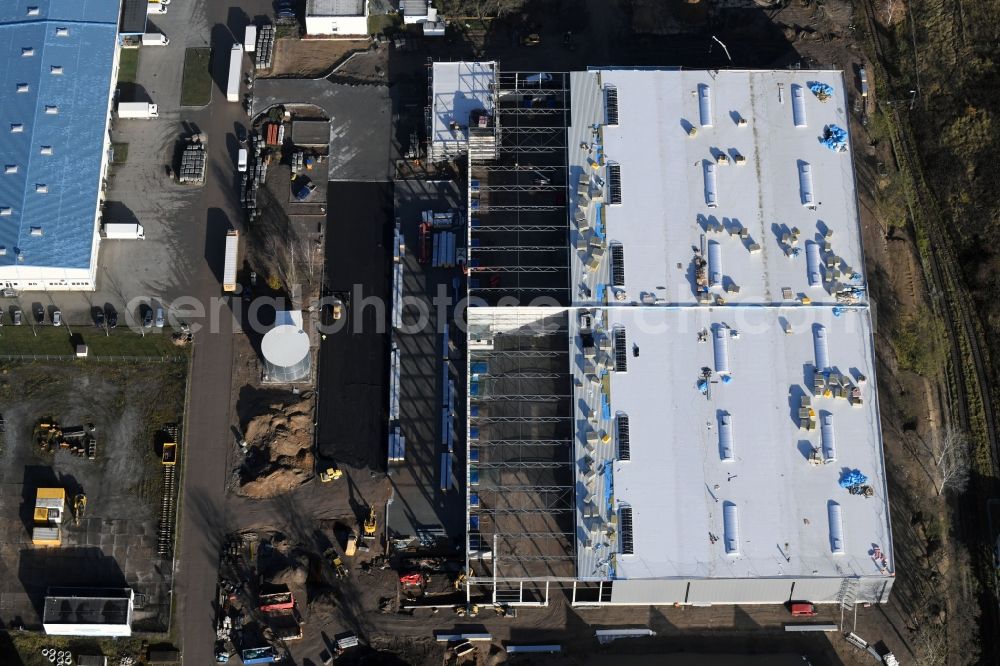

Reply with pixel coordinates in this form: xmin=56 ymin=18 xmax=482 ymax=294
xmin=238 ymin=393 xmax=315 ymax=498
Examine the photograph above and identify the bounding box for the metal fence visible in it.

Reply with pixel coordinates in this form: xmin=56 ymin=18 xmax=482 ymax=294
xmin=0 ymin=354 xmax=186 ymax=363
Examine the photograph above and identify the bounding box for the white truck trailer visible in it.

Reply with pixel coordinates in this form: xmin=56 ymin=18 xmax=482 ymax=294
xmin=227 ymin=44 xmax=243 ymax=103
xmin=245 ymin=25 xmax=257 ymax=53
xmin=223 ymin=229 xmax=240 ymax=292
xmin=103 ymin=222 xmax=145 ymax=240
xmin=141 ymin=33 xmax=169 ymax=46
xmin=117 ymin=102 xmax=158 ymax=119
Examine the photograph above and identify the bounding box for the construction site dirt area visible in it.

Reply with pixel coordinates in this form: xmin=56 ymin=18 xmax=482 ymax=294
xmin=267 ymin=38 xmax=370 ymax=78
xmin=234 ymin=388 xmax=316 ymax=498
xmin=0 ymin=360 xmax=186 ymax=631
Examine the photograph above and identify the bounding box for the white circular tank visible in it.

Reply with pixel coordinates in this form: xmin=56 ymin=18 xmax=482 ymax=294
xmin=261 ymin=324 xmax=311 ymax=382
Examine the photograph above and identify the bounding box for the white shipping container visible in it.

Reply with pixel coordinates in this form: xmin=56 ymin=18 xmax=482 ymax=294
xmin=103 ymin=222 xmax=145 ymax=239
xmin=117 ymin=102 xmax=158 ymax=119
xmin=223 ymin=229 xmax=239 ymax=292
xmin=141 ymin=33 xmax=169 ymax=46
xmin=226 ymin=44 xmax=244 ymax=103
xmin=245 ymin=25 xmax=257 ymax=52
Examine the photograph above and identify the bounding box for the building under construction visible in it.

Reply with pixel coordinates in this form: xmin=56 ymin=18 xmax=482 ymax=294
xmin=429 ymin=63 xmax=894 ymax=608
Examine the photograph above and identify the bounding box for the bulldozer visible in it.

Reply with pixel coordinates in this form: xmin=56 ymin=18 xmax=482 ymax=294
xmin=319 ymin=465 xmax=342 ymax=483
xmin=363 ymin=506 xmax=377 ymax=540
xmin=324 ymin=548 xmax=348 ymax=579
xmin=73 ymin=494 xmax=87 ymax=527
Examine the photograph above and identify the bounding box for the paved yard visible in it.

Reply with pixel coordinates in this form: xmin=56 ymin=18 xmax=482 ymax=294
xmin=0 ymin=361 xmax=185 ymax=631
xmin=253 ymin=78 xmax=393 ymax=181
xmin=387 ymin=179 xmax=468 ymax=545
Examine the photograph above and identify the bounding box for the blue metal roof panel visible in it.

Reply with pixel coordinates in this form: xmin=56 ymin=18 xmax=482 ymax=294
xmin=0 ymin=0 xmax=122 ymax=26
xmin=0 ymin=9 xmax=118 ymax=269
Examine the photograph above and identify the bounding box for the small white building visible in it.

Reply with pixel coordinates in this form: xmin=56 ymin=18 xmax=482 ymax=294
xmin=428 ymin=62 xmax=497 ymax=161
xmin=402 ymin=1 xmax=445 ymax=35
xmin=305 ymin=0 xmax=369 ymax=36
xmin=43 ymin=588 xmax=134 ymax=637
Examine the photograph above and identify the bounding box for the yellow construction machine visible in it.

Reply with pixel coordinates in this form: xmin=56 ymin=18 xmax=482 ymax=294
xmin=73 ymin=494 xmax=87 ymax=527
xmin=319 ymin=465 xmax=342 ymax=483
xmin=363 ymin=506 xmax=377 ymax=540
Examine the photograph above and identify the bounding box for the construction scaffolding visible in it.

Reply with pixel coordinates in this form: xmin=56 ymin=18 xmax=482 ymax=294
xmin=467 ymin=71 xmax=572 ymax=306
xmin=466 ymin=309 xmax=576 ymax=598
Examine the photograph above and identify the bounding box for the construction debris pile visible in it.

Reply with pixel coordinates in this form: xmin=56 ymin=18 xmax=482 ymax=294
xmin=237 ymin=393 xmax=314 ymax=498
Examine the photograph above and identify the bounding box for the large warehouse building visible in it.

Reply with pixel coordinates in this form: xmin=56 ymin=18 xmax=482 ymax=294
xmin=0 ymin=0 xmax=121 ymax=292
xmin=429 ymin=63 xmax=895 ymax=607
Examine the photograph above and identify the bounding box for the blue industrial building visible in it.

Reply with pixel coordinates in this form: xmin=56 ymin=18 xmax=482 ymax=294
xmin=0 ymin=0 xmax=122 ymax=291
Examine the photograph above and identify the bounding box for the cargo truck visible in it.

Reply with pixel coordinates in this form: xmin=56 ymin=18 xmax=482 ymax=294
xmin=245 ymin=25 xmax=257 ymax=52
xmin=223 ymin=229 xmax=239 ymax=292
xmin=103 ymin=222 xmax=145 ymax=240
xmin=227 ymin=44 xmax=244 ymax=103
xmin=141 ymin=33 xmax=169 ymax=46
xmin=117 ymin=102 xmax=158 ymax=119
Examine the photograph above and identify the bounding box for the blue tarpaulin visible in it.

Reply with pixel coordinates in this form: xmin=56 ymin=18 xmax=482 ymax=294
xmin=810 ymin=82 xmax=834 ymax=100
xmin=839 ymin=469 xmax=869 ymax=488
xmin=821 ymin=124 xmax=848 ymax=152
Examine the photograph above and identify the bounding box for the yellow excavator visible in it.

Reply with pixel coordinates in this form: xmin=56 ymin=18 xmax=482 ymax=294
xmin=363 ymin=506 xmax=377 ymax=540
xmin=73 ymin=494 xmax=87 ymax=527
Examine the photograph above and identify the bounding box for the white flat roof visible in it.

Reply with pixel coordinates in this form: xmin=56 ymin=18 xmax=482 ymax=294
xmin=307 ymin=0 xmax=365 ymax=16
xmin=430 ymin=61 xmax=496 ymax=148
xmin=572 ymin=306 xmax=892 ymax=581
xmin=568 ymin=69 xmax=866 ymax=307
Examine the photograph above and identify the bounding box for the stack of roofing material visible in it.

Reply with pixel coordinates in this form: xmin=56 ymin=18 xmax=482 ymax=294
xmin=423 ymin=209 xmax=457 ymax=228
xmin=392 ymin=224 xmax=404 ymax=329
xmin=432 ymin=231 xmax=457 ymax=268
xmin=255 ymin=23 xmax=274 ymax=70
xmin=440 ymin=452 xmax=452 ymax=491
xmin=178 ymin=137 xmax=207 ymax=184
xmin=388 ymin=425 xmax=405 ymax=463
xmin=389 ymin=342 xmax=400 ymax=420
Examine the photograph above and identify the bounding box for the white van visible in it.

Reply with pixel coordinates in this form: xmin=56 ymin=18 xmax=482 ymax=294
xmin=237 ymin=148 xmax=248 ymax=173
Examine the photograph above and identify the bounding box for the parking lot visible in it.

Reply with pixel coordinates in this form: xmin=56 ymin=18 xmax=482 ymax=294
xmin=0 ymin=1 xmax=277 ymax=332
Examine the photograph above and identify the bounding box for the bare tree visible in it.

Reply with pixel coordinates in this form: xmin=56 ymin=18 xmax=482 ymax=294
xmin=442 ymin=0 xmax=524 ymax=21
xmin=933 ymin=426 xmax=970 ymax=495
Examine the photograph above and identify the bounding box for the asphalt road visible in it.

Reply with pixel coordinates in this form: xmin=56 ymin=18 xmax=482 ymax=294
xmin=164 ymin=2 xmax=274 ymax=664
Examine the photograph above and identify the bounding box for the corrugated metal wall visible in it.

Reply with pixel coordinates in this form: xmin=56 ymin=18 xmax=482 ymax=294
xmin=610 ymin=579 xmax=688 ymax=604
xmin=599 ymin=576 xmax=892 ymax=605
